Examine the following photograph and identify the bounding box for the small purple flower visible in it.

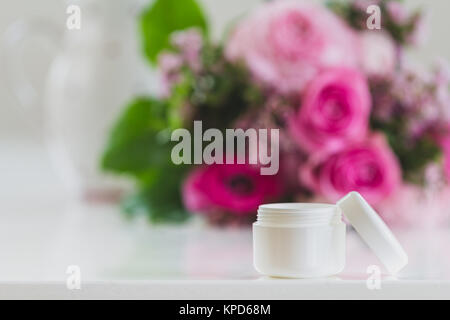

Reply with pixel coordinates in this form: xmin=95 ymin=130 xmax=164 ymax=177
xmin=158 ymin=52 xmax=183 ymax=97
xmin=171 ymin=28 xmax=203 ymax=72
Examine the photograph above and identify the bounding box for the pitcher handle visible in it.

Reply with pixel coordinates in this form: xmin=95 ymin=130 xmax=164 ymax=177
xmin=2 ymin=19 xmax=62 ymax=118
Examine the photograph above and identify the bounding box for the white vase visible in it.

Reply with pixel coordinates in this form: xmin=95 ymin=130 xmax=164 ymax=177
xmin=3 ymin=0 xmax=154 ymax=200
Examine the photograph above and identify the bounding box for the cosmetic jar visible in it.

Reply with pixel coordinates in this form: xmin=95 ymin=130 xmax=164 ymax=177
xmin=253 ymin=203 xmax=345 ymax=278
xmin=253 ymin=192 xmax=408 ymax=278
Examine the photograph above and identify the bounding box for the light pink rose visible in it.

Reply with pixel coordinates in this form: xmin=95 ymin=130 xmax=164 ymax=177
xmin=288 ymin=67 xmax=371 ymax=153
xmin=225 ymin=0 xmax=359 ymax=93
xmin=300 ymin=134 xmax=401 ymax=205
xmin=360 ymin=31 xmax=397 ymax=77
xmin=183 ymin=163 xmax=283 ymax=216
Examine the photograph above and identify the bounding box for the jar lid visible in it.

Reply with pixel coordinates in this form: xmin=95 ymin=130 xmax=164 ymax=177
xmin=337 ymin=192 xmax=408 ymax=274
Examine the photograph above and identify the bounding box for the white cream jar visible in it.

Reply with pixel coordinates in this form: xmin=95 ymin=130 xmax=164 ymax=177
xmin=253 ymin=203 xmax=345 ymax=278
xmin=253 ymin=192 xmax=408 ymax=278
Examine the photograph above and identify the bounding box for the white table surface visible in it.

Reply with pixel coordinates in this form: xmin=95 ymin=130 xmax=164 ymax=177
xmin=1 ymin=140 xmax=450 ymax=299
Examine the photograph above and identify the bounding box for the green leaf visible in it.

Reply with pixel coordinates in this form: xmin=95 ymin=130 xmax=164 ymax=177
xmin=140 ymin=0 xmax=208 ymax=64
xmin=101 ymin=97 xmax=172 ymax=175
xmin=122 ymin=163 xmax=190 ymax=223
xmin=101 ymin=97 xmax=191 ymax=223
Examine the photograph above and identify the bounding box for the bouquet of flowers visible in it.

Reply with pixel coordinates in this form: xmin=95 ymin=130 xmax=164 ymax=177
xmin=101 ymin=0 xmax=450 ymax=227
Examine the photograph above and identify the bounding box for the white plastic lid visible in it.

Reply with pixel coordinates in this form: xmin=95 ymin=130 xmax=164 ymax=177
xmin=337 ymin=191 xmax=408 ymax=274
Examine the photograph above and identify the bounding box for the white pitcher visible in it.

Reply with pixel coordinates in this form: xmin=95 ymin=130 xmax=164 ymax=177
xmin=3 ymin=0 xmax=153 ymax=200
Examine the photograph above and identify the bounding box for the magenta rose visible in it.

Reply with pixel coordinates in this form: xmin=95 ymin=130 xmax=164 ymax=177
xmin=225 ymin=0 xmax=358 ymax=93
xmin=300 ymin=134 xmax=401 ymax=205
xmin=289 ymin=67 xmax=371 ymax=153
xmin=183 ymin=163 xmax=283 ymax=216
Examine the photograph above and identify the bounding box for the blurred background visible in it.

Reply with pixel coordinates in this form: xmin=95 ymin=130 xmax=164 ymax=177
xmin=2 ymin=0 xmax=450 ymax=141
xmin=1 ymin=0 xmax=450 ymax=283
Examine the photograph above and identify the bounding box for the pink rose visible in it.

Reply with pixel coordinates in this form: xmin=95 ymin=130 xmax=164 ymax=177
xmin=300 ymin=134 xmax=401 ymax=205
xmin=183 ymin=163 xmax=283 ymax=216
xmin=225 ymin=0 xmax=358 ymax=93
xmin=289 ymin=67 xmax=371 ymax=153
xmin=360 ymin=31 xmax=397 ymax=77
